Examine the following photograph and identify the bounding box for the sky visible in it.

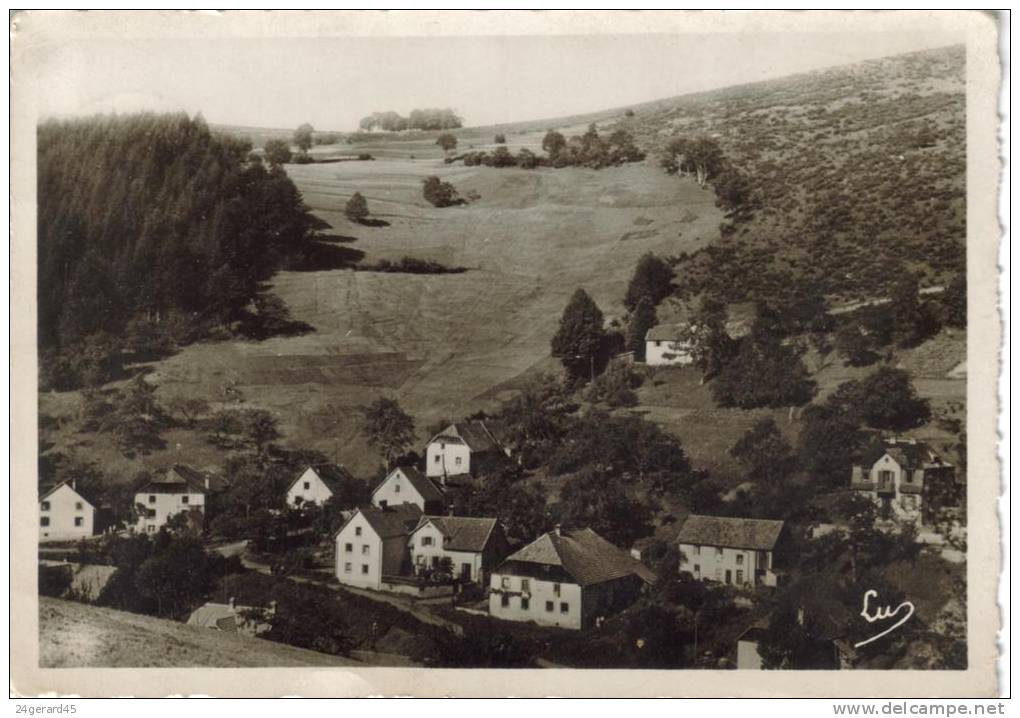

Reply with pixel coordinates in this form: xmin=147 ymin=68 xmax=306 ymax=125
xmin=30 ymin=31 xmax=961 ymax=131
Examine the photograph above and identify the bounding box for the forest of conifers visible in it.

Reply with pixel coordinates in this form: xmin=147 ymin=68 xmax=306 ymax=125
xmin=38 ymin=113 xmax=315 ymax=389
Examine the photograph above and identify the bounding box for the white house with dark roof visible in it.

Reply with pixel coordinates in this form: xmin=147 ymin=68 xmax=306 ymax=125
xmin=850 ymin=437 xmax=956 ymax=522
xmin=372 ymin=465 xmax=446 ymax=513
xmin=39 ymin=480 xmax=97 ymax=542
xmin=286 ymin=464 xmax=354 ymax=508
xmin=424 ymin=421 xmax=510 ymax=482
xmin=489 ymin=527 xmax=656 ymax=630
xmin=645 ymin=324 xmax=696 ymax=366
xmin=134 ymin=464 xmax=222 ymax=534
xmin=676 ymin=514 xmax=784 ymax=588
xmin=407 ymin=515 xmax=509 ymax=585
xmin=334 ymin=504 xmax=423 ymax=590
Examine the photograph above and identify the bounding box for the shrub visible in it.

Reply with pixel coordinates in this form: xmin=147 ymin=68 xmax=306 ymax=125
xmin=344 ymin=192 xmax=370 ymax=223
xmin=422 ymin=176 xmax=461 ymax=208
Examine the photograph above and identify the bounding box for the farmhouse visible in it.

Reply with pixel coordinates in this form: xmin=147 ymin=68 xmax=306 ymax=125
xmin=286 ymin=464 xmax=354 ymax=508
xmin=334 ymin=504 xmax=423 ymax=590
xmin=39 ymin=480 xmax=97 ymax=542
xmin=372 ymin=465 xmax=445 ymax=513
xmin=408 ymin=515 xmax=509 ymax=585
xmin=134 ymin=464 xmax=222 ymax=534
xmin=645 ymin=324 xmax=696 ymax=366
xmin=424 ymin=421 xmax=510 ymax=482
xmin=489 ymin=527 xmax=656 ymax=630
xmin=850 ymin=437 xmax=957 ymax=522
xmin=676 ymin=514 xmax=784 ymax=588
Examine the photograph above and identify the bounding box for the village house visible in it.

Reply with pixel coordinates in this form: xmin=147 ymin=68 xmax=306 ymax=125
xmin=39 ymin=480 xmax=97 ymax=542
xmin=187 ymin=597 xmax=277 ymax=636
xmin=334 ymin=504 xmax=423 ymax=590
xmin=371 ymin=465 xmax=446 ymax=513
xmin=676 ymin=514 xmax=784 ymax=588
xmin=407 ymin=515 xmax=509 ymax=585
xmin=850 ymin=437 xmax=957 ymax=522
xmin=644 ymin=324 xmax=696 ymax=366
xmin=286 ymin=463 xmax=355 ymax=508
xmin=489 ymin=527 xmax=656 ymax=630
xmin=134 ymin=464 xmax=223 ymax=534
xmin=424 ymin=420 xmax=510 ymax=483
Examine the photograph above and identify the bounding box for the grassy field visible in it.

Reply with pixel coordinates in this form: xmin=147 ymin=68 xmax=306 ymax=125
xmin=42 ymin=157 xmax=725 ymax=479
xmin=38 ymin=596 xmax=358 ymax=667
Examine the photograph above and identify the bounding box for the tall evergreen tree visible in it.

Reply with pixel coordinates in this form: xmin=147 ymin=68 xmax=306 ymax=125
xmin=550 ymin=288 xmax=606 ymax=383
xmin=624 ymin=253 xmax=674 ymax=311
xmin=627 ymin=296 xmax=657 ymax=360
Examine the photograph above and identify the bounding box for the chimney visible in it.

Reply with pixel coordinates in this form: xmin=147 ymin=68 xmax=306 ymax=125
xmin=797 ymin=607 xmax=805 ymax=626
xmin=71 ymin=478 xmax=76 ymax=490
xmin=205 ymin=476 xmax=210 ymax=490
xmin=553 ymin=524 xmax=561 ymax=537
xmin=229 ymin=597 xmax=235 ymax=610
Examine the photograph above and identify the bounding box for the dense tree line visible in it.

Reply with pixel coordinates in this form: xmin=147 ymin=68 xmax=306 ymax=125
xmin=358 ymin=108 xmax=463 ymax=132
xmin=38 ymin=113 xmax=316 ymax=389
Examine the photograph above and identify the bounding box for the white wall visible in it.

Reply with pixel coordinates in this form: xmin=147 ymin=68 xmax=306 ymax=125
xmin=425 ymin=441 xmax=471 ymax=479
xmin=373 ymin=468 xmax=428 ymax=510
xmin=287 ymin=467 xmax=334 ymax=507
xmin=335 ymin=512 xmax=384 ymax=589
xmin=135 ymin=489 xmax=205 ymax=533
xmin=39 ymin=484 xmax=95 ymax=541
xmin=409 ymin=521 xmax=484 ymax=583
xmin=678 ymin=542 xmax=772 ymax=587
xmin=645 ymin=339 xmax=694 ymax=366
xmin=489 ymin=572 xmax=584 ymax=630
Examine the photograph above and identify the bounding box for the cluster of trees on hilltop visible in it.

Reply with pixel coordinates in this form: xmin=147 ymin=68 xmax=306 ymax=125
xmin=541 ymin=124 xmax=645 ymax=169
xmin=38 ymin=113 xmax=316 ymax=389
xmin=358 ymin=108 xmax=462 ymax=132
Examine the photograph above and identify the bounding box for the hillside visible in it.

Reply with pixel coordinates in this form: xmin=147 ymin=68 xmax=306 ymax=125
xmin=38 ymin=596 xmax=358 ymax=667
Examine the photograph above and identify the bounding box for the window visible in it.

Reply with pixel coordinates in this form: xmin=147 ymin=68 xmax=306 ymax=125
xmin=455 ymin=457 xmax=462 ymax=467
xmin=75 ymin=501 xmax=83 ymax=511
xmin=501 ymin=576 xmax=510 ymax=589
xmin=344 ymin=562 xmax=351 ymax=573
xmin=148 ymin=495 xmax=156 ymax=504
xmin=692 ymin=545 xmax=700 ymax=556
xmin=521 ymin=578 xmax=530 ymax=592
xmin=181 ymin=496 xmax=189 ymax=505
xmin=355 ymin=526 xmax=362 ymax=536
xmin=40 ymin=517 xmax=49 ymax=527
xmin=693 ymin=564 xmax=700 ymax=575
xmin=394 ymin=483 xmax=401 ymax=493
xmin=422 ymin=536 xmax=433 ymax=547
xmin=431 ymin=556 xmax=439 ymax=568
xmin=545 ymin=601 xmax=554 ymax=612
xmin=74 ymin=517 xmax=84 ymax=527
xmin=434 ymin=455 xmax=441 ymax=463
xmin=147 ymin=525 xmax=156 ymax=534
xmin=501 ymin=594 xmax=510 ymax=607
xmin=736 ymin=570 xmax=744 ymax=585
xmin=521 ymin=597 xmax=530 ymax=610
xmin=304 ymin=481 xmax=310 ymax=490
xmin=716 ymin=547 xmax=724 ymax=557
xmin=736 ymin=554 xmax=744 ymax=565
xmin=560 ymin=602 xmax=569 ymax=614
xmin=40 ymin=501 xmax=50 ymax=512
xmin=553 ymin=583 xmax=561 ymax=597
xmin=879 ymin=470 xmax=895 ymax=483
xmin=655 ymin=341 xmax=661 ymax=347
xmin=362 ymin=544 xmax=370 ymax=555
xmin=344 ymin=543 xmax=353 ymax=552
xmin=361 ymin=564 xmax=369 ymax=575
xmin=904 ymin=473 xmax=913 ymax=483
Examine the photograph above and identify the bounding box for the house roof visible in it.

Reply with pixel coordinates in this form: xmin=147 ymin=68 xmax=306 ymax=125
xmin=137 ymin=464 xmax=225 ymax=495
xmin=675 ymin=515 xmax=785 ymax=551
xmin=415 ymin=516 xmax=500 ymax=553
xmin=39 ymin=480 xmax=99 ymax=507
xmin=289 ymin=463 xmax=355 ymax=496
xmin=860 ymin=438 xmax=952 ymax=472
xmin=497 ymin=528 xmax=656 ymax=587
xmin=646 ymin=323 xmax=693 ymax=342
xmin=187 ymin=602 xmax=270 ymax=634
xmin=373 ymin=466 xmax=445 ymax=503
xmin=427 ymin=421 xmax=502 ymax=454
xmin=345 ymin=504 xmax=423 ymax=539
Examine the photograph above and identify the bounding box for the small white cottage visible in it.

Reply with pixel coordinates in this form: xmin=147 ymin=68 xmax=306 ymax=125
xmin=39 ymin=480 xmax=97 ymax=542
xmin=286 ymin=464 xmax=355 ymax=508
xmin=371 ymin=465 xmax=445 ymax=513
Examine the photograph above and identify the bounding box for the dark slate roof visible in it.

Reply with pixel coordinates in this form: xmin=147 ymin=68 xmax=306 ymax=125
xmin=138 ymin=464 xmax=226 ymax=494
xmin=859 ymin=439 xmax=952 ymax=471
xmin=418 ymin=516 xmax=499 ymax=553
xmin=374 ymin=466 xmax=445 ymax=503
xmin=646 ymin=323 xmax=692 ymax=342
xmin=497 ymin=528 xmax=656 ymax=587
xmin=428 ymin=421 xmax=502 ymax=453
xmin=354 ymin=504 xmax=423 ymax=539
xmin=290 ymin=464 xmax=355 ymax=495
xmin=676 ymin=515 xmax=785 ymax=551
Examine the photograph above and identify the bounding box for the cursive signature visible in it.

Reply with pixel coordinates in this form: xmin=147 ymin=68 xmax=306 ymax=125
xmin=854 ymin=589 xmax=915 ymax=648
